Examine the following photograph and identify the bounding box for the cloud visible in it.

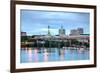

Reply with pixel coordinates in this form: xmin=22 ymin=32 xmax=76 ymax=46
xmin=21 ymin=10 xmax=90 ymax=35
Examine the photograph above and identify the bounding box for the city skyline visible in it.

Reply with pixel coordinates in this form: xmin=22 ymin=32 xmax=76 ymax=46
xmin=21 ymin=10 xmax=90 ymax=36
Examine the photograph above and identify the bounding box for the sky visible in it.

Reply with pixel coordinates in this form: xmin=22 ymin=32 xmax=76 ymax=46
xmin=21 ymin=10 xmax=90 ymax=36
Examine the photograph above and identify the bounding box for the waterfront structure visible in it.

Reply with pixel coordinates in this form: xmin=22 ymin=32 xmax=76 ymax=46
xmin=21 ymin=26 xmax=89 ymax=48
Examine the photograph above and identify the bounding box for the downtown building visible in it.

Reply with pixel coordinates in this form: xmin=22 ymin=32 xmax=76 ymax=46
xmin=24 ymin=25 xmax=89 ymax=48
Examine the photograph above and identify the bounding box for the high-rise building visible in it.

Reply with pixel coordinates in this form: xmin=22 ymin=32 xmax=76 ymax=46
xmin=21 ymin=32 xmax=27 ymax=36
xmin=77 ymin=28 xmax=83 ymax=34
xmin=59 ymin=25 xmax=65 ymax=36
xmin=70 ymin=29 xmax=78 ymax=35
xmin=47 ymin=25 xmax=51 ymax=36
xmin=70 ymin=28 xmax=83 ymax=35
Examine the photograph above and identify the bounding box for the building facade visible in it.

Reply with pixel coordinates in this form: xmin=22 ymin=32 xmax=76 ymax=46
xmin=21 ymin=32 xmax=27 ymax=36
xmin=70 ymin=28 xmax=83 ymax=35
xmin=59 ymin=25 xmax=65 ymax=36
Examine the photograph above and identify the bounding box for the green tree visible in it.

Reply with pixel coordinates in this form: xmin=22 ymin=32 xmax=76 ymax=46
xmin=21 ymin=36 xmax=28 ymax=42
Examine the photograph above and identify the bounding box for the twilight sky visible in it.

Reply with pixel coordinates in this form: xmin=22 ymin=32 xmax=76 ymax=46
xmin=21 ymin=10 xmax=90 ymax=36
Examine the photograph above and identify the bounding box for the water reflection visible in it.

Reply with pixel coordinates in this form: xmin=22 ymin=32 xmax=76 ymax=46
xmin=21 ymin=47 xmax=89 ymax=63
xmin=43 ymin=48 xmax=49 ymax=62
xmin=58 ymin=48 xmax=65 ymax=61
xmin=28 ymin=48 xmax=33 ymax=62
xmin=33 ymin=48 xmax=38 ymax=62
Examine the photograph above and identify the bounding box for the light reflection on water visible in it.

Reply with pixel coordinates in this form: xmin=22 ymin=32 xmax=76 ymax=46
xmin=20 ymin=48 xmax=89 ymax=63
